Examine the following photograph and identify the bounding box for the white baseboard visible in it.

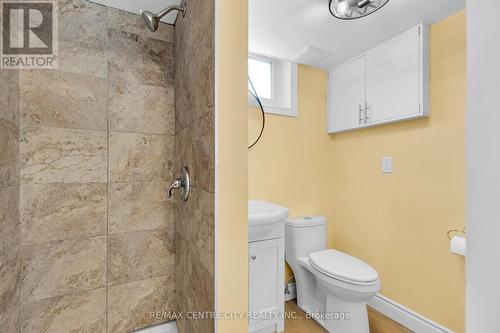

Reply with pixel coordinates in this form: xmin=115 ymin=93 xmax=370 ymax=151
xmin=285 ymin=291 xmax=454 ymax=333
xmin=284 ymin=282 xmax=296 ymax=301
xmin=368 ymin=294 xmax=455 ymax=333
xmin=132 ymin=321 xmax=179 ymax=333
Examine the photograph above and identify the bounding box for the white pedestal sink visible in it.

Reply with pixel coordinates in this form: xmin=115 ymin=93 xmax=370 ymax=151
xmin=248 ymin=200 xmax=289 ymax=242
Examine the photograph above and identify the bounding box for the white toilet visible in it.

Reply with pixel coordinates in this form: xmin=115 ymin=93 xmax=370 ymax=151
xmin=285 ymin=216 xmax=380 ymax=333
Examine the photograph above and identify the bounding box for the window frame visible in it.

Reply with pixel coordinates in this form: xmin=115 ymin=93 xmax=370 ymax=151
xmin=248 ymin=53 xmax=298 ymax=117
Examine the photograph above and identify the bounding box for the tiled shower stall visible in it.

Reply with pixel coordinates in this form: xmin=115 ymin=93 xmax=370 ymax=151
xmin=0 ymin=0 xmax=215 ymax=332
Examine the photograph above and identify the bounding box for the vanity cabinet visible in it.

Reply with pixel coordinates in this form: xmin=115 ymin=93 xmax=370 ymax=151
xmin=328 ymin=24 xmax=429 ymax=133
xmin=248 ymin=237 xmax=285 ymax=333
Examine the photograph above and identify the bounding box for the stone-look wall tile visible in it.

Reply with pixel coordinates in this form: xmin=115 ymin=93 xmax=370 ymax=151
xmin=174 ymin=233 xmax=189 ymax=333
xmin=0 ymin=190 xmax=20 ymax=332
xmin=108 ymin=132 xmax=173 ymax=183
xmin=20 ymin=288 xmax=106 ymax=333
xmin=174 ymin=0 xmax=214 ymax=72
xmin=109 ymin=80 xmax=175 ymax=135
xmin=0 ymin=70 xmax=19 ymax=124
xmin=175 ymin=25 xmax=215 ymax=132
xmin=20 ymin=237 xmax=106 ymax=303
xmin=108 ymin=182 xmax=173 ymax=234
xmin=20 ymin=183 xmax=107 ymax=244
xmin=108 ymin=229 xmax=174 ymax=285
xmin=186 ymin=257 xmax=214 ymax=333
xmin=175 ymin=189 xmax=215 ymax=333
xmin=0 ymin=2 xmax=177 ymax=332
xmin=174 ymin=232 xmax=187 ymax=287
xmin=108 ymin=28 xmax=174 ymax=87
xmin=20 ymin=126 xmax=107 ymax=184
xmin=108 ymin=275 xmax=175 ymax=333
xmin=58 ymin=0 xmax=107 ymax=78
xmin=0 ymin=68 xmax=19 ymax=333
xmin=188 ymin=28 xmax=215 ymax=110
xmin=107 ymin=7 xmax=174 ymax=42
xmin=0 ymin=186 xmax=20 ymax=264
xmin=0 ymin=120 xmax=19 ymax=188
xmin=174 ymin=0 xmax=215 ymax=331
xmin=0 ymin=281 xmax=19 ymax=333
xmin=20 ymin=70 xmax=107 ymax=130
xmin=175 ymin=235 xmax=214 ymax=333
xmin=174 ymin=64 xmax=191 ymax=131
xmin=176 ymin=110 xmax=215 ymax=193
xmin=175 ymin=187 xmax=214 ymax=276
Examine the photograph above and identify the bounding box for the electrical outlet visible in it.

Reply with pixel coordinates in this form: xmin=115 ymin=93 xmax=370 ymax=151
xmin=382 ymin=156 xmax=393 ymax=173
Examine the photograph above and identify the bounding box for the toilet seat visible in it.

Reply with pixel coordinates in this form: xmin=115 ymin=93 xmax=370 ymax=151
xmin=309 ymin=250 xmax=378 ymax=286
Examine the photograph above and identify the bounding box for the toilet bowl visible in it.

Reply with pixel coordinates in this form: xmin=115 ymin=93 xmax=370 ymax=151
xmin=285 ymin=216 xmax=380 ymax=333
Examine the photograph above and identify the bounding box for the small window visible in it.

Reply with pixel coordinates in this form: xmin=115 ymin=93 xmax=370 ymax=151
xmin=248 ymin=57 xmax=273 ymax=99
xmin=248 ymin=53 xmax=297 ymax=117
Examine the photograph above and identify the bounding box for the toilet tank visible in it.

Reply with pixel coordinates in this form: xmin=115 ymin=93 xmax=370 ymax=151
xmin=285 ymin=216 xmax=327 ymax=265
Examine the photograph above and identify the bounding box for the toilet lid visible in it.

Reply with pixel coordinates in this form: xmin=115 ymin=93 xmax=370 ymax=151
xmin=309 ymin=250 xmax=378 ymax=284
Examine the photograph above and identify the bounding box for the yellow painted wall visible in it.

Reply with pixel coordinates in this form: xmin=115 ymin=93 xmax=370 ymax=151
xmin=248 ymin=11 xmax=466 ymax=332
xmin=215 ymin=0 xmax=248 ymax=332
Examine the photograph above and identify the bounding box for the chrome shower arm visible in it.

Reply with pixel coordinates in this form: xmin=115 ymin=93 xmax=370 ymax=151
xmin=158 ymin=3 xmax=186 ymax=20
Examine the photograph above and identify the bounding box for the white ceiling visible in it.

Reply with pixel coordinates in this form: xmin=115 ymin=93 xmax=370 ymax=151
xmin=92 ymin=0 xmax=182 ymax=24
xmin=250 ymin=0 xmax=465 ymax=69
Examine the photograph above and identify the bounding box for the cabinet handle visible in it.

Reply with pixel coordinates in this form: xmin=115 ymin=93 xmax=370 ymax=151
xmin=359 ymin=104 xmax=364 ymax=125
xmin=365 ymin=102 xmax=371 ymax=123
xmin=251 ymin=255 xmax=257 ymax=260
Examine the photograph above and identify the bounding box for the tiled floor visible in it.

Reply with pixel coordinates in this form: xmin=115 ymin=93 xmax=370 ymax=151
xmin=284 ymin=300 xmax=413 ymax=333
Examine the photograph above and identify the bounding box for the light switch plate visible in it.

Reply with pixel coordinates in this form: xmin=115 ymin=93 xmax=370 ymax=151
xmin=382 ymin=156 xmax=393 ymax=173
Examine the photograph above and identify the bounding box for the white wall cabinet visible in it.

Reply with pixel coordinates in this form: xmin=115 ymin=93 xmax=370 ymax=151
xmin=248 ymin=238 xmax=284 ymax=333
xmin=329 ymin=55 xmax=366 ymax=130
xmin=328 ymin=24 xmax=429 ymax=133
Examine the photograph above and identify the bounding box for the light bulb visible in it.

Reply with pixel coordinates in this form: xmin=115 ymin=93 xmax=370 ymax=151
xmin=329 ymin=0 xmax=389 ymax=20
xmin=337 ymin=0 xmax=348 ymax=15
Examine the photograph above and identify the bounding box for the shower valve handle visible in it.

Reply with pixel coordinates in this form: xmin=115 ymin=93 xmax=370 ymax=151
xmin=167 ymin=179 xmax=183 ymax=198
xmin=167 ymin=167 xmax=190 ymax=201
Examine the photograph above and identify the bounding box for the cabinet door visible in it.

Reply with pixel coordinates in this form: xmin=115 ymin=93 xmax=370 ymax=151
xmin=328 ymin=55 xmax=366 ymax=132
xmin=248 ymin=238 xmax=284 ymax=326
xmin=365 ymin=25 xmax=423 ymax=123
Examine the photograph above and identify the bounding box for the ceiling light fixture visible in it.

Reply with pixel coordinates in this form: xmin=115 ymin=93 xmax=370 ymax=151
xmin=329 ymin=0 xmax=389 ymax=20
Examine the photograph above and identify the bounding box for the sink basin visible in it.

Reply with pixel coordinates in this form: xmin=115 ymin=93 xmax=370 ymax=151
xmin=249 ymin=200 xmax=289 ymax=241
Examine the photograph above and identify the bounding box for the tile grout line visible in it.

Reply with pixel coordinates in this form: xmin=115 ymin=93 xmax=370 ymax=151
xmin=17 ymin=67 xmax=21 ymax=333
xmin=18 ymin=227 xmax=172 ymax=247
xmin=107 ymin=272 xmax=176 ymax=289
xmin=175 ymin=107 xmax=214 ymax=136
xmin=20 ymin=269 xmax=176 ymax=307
xmin=106 ymin=25 xmax=175 ymax=44
xmin=19 ymin=180 xmax=173 ymax=186
xmin=18 ymin=123 xmax=176 ymax=137
xmin=105 ymin=7 xmax=110 ymax=332
xmin=18 ymin=66 xmax=175 ymax=91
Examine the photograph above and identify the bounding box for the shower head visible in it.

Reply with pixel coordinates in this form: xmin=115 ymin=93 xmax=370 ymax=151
xmin=142 ymin=10 xmax=159 ymax=32
xmin=141 ymin=2 xmax=187 ymax=32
